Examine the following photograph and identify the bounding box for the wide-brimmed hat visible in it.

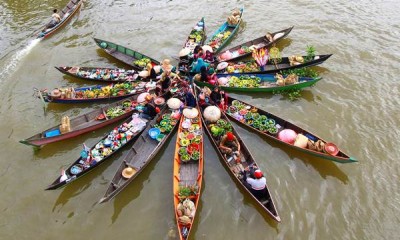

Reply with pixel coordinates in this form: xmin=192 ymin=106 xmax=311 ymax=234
xmin=217 ymin=62 xmax=228 ymax=70
xmin=324 ymin=142 xmax=339 ymax=156
xmin=122 ymin=167 xmax=137 ymax=179
xmin=179 ymin=48 xmax=191 ymax=57
xmin=162 ymin=59 xmax=173 ymax=72
xmin=202 ymin=45 xmax=213 ymax=53
xmin=167 ymin=97 xmax=182 ymax=109
xmin=137 ymin=92 xmax=150 ymax=103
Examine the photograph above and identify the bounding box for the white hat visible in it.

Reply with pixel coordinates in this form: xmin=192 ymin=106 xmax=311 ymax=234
xmin=179 ymin=48 xmax=191 ymax=57
xmin=202 ymin=45 xmax=213 ymax=53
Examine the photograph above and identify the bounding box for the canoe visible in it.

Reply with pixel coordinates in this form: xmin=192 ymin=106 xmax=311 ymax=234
xmin=205 ymin=8 xmax=244 ymax=53
xmin=173 ymin=105 xmax=204 ymax=240
xmin=182 ymin=17 xmax=206 ymax=53
xmin=225 ymin=96 xmax=358 ymax=163
xmin=55 ymin=66 xmax=140 ymax=83
xmin=178 ymin=18 xmax=206 ymax=73
xmin=194 ymin=73 xmax=322 ymax=93
xmin=20 ymin=96 xmax=141 ymax=147
xmin=99 ymin=106 xmax=181 ymax=203
xmin=37 ymin=0 xmax=83 ymax=39
xmin=93 ymin=37 xmax=161 ymax=71
xmin=216 ymin=26 xmax=294 ymax=62
xmin=197 ymin=99 xmax=280 ymax=222
xmin=38 ymin=82 xmax=155 ymax=103
xmin=216 ymin=54 xmax=332 ymax=74
xmin=45 ymin=113 xmax=151 ymax=190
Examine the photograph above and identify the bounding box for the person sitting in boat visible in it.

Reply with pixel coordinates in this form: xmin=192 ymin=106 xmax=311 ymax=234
xmin=219 ymin=131 xmax=241 ymax=162
xmin=210 ymin=86 xmax=223 ymax=105
xmin=190 ymin=58 xmax=210 ymax=73
xmin=146 ymin=63 xmax=158 ymax=80
xmin=184 ymin=87 xmax=196 ymax=108
xmin=43 ymin=9 xmax=61 ymax=32
xmin=160 ymin=59 xmax=177 ymax=74
xmin=241 ymin=167 xmax=267 ymax=200
xmin=138 ymin=95 xmax=157 ymax=120
xmin=204 ymin=50 xmax=214 ymax=63
xmin=156 ymin=70 xmax=181 ymax=95
xmin=193 ymin=45 xmax=203 ymax=59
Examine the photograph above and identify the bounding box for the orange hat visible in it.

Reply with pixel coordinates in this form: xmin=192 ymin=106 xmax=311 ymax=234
xmin=226 ymin=132 xmax=234 ymax=141
xmin=254 ymin=170 xmax=263 ymax=179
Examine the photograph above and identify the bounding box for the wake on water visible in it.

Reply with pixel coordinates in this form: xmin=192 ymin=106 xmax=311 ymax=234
xmin=0 ymin=38 xmax=41 ymax=83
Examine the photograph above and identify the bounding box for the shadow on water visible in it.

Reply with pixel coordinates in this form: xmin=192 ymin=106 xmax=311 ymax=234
xmin=51 ymin=149 xmax=128 ymax=212
xmin=275 ymin=38 xmax=293 ymax=52
xmin=229 ymin=89 xmax=316 ymax=102
xmin=109 ymin=135 xmax=175 ymax=224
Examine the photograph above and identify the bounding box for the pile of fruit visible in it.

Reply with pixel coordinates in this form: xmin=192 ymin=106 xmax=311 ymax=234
xmin=221 ymin=60 xmax=260 ymax=73
xmin=209 ymin=30 xmax=232 ymax=51
xmin=208 ymin=119 xmax=232 ymax=137
xmin=189 ymin=30 xmax=204 ymax=43
xmin=133 ymin=57 xmax=151 ymax=68
xmin=224 ymin=75 xmax=261 ymax=88
xmin=227 ymin=100 xmax=279 ymax=134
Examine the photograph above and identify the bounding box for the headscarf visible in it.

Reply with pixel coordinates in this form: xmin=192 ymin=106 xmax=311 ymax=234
xmin=191 ymin=58 xmax=209 ymax=73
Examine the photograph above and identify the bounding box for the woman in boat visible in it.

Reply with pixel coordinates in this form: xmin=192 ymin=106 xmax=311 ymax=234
xmin=43 ymin=9 xmax=61 ymax=31
xmin=210 ymin=86 xmax=223 ymax=105
xmin=184 ymin=87 xmax=196 ymax=108
xmin=241 ymin=168 xmax=267 ymax=200
xmin=193 ymin=45 xmax=203 ymax=60
xmin=191 ymin=58 xmax=210 ymax=73
xmin=156 ymin=70 xmax=181 ymax=95
xmin=139 ymin=95 xmax=157 ymax=120
xmin=146 ymin=63 xmax=158 ymax=80
xmin=160 ymin=59 xmax=177 ymax=74
xmin=219 ymin=132 xmax=240 ymax=163
xmin=204 ymin=50 xmax=214 ymax=63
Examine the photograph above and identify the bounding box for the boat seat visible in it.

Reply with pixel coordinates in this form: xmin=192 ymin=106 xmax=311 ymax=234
xmin=261 ymin=199 xmax=269 ymax=205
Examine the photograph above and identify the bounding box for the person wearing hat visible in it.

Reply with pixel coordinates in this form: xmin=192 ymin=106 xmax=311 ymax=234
xmin=204 ymin=50 xmax=214 ymax=63
xmin=160 ymin=59 xmax=177 ymax=74
xmin=242 ymin=167 xmax=267 ymax=199
xmin=146 ymin=63 xmax=157 ymax=80
xmin=219 ymin=131 xmax=241 ymax=162
xmin=138 ymin=95 xmax=157 ymax=120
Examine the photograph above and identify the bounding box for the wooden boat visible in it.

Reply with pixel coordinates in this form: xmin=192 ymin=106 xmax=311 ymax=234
xmin=55 ymin=66 xmax=140 ymax=83
xmin=20 ymin=96 xmax=141 ymax=147
xmin=205 ymin=8 xmax=244 ymax=53
xmin=198 ymin=100 xmax=280 ymax=222
xmin=46 ymin=112 xmax=152 ymax=190
xmin=225 ymin=96 xmax=358 ymax=163
xmin=178 ymin=18 xmax=206 ymax=73
xmin=99 ymin=106 xmax=182 ymax=203
xmin=215 ymin=26 xmax=294 ymax=62
xmin=194 ymin=73 xmax=322 ymax=93
xmin=37 ymin=0 xmax=83 ymax=39
xmin=173 ymin=105 xmax=204 ymax=240
xmin=182 ymin=17 xmax=206 ymax=52
xmin=93 ymin=38 xmax=161 ymax=71
xmin=216 ymin=54 xmax=332 ymax=75
xmin=37 ymin=81 xmax=154 ymax=103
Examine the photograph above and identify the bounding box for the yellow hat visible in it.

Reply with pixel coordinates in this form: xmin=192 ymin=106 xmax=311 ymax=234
xmin=122 ymin=167 xmax=137 ymax=179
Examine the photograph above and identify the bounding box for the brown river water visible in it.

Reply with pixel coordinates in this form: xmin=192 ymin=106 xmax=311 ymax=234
xmin=0 ymin=0 xmax=399 ymax=239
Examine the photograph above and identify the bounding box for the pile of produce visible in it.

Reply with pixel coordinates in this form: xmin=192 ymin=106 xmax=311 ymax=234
xmin=178 ymin=185 xmax=199 ymax=198
xmin=218 ymin=75 xmax=261 ymax=88
xmin=178 ymin=116 xmax=202 ymax=163
xmin=70 ymin=115 xmax=147 ymax=176
xmin=96 ymin=100 xmax=137 ymax=120
xmin=60 ymin=82 xmax=142 ymax=99
xmin=176 ymin=198 xmax=196 ymax=225
xmin=209 ymin=30 xmax=232 ymax=51
xmin=227 ymin=100 xmax=279 ymax=134
xmin=208 ymin=119 xmax=232 ymax=138
xmin=73 ymin=68 xmax=137 ymax=81
xmin=188 ymin=30 xmax=204 ymax=43
xmin=153 ymin=111 xmax=179 ymax=134
xmin=220 ymin=60 xmax=260 ymax=73
xmin=133 ymin=58 xmax=151 ymax=68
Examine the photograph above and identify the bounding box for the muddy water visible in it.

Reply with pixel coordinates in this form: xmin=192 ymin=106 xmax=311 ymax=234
xmin=0 ymin=0 xmax=399 ymax=239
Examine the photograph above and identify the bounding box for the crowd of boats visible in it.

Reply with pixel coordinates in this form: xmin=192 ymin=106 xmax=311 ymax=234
xmin=26 ymin=3 xmax=357 ymax=239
